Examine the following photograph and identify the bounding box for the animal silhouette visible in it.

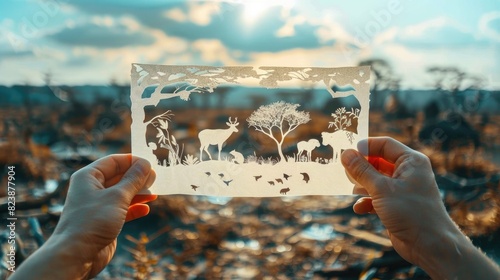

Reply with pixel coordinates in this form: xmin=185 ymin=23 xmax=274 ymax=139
xmin=230 ymin=149 xmax=244 ymax=164
xmin=280 ymin=187 xmax=290 ymax=195
xmin=300 ymin=172 xmax=310 ymax=183
xmin=199 ymin=117 xmax=239 ymax=161
xmin=223 ymin=179 xmax=233 ymax=186
xmin=148 ymin=142 xmax=169 ymax=166
xmin=297 ymin=139 xmax=321 ymax=161
xmin=205 ymin=172 xmax=211 ymax=176
xmin=283 ymin=173 xmax=291 ymax=180
xmin=321 ymin=131 xmax=357 ymax=162
xmin=191 ymin=185 xmax=199 ymax=191
xmin=218 ymin=173 xmax=224 ymax=178
xmin=275 ymin=178 xmax=283 ymax=184
xmin=254 ymin=175 xmax=262 ymax=181
xmin=268 ymin=181 xmax=275 ymax=186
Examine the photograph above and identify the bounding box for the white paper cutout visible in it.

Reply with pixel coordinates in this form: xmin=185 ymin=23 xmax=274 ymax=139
xmin=131 ymin=64 xmax=370 ymax=196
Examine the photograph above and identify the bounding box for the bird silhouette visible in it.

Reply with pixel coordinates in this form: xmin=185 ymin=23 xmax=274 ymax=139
xmin=223 ymin=179 xmax=233 ymax=186
xmin=218 ymin=173 xmax=224 ymax=178
xmin=275 ymin=178 xmax=283 ymax=184
xmin=283 ymin=173 xmax=291 ymax=180
xmin=191 ymin=185 xmax=199 ymax=191
xmin=205 ymin=172 xmax=211 ymax=176
xmin=254 ymin=175 xmax=262 ymax=181
xmin=268 ymin=181 xmax=275 ymax=186
xmin=300 ymin=172 xmax=310 ymax=183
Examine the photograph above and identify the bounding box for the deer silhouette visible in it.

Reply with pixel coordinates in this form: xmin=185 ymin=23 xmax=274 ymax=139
xmin=199 ymin=117 xmax=239 ymax=161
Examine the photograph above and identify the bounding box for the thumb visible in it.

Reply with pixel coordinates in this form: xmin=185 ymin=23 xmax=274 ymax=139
xmin=341 ymin=149 xmax=386 ymax=196
xmin=113 ymin=158 xmax=155 ymax=201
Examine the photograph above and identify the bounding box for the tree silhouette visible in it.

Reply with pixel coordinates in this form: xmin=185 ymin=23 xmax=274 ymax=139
xmin=426 ymin=66 xmax=484 ymax=112
xmin=247 ymin=101 xmax=310 ymax=162
xmin=131 ymin=64 xmax=260 ymax=152
xmin=131 ymin=65 xmax=370 ymax=158
xmin=328 ymin=107 xmax=360 ymax=144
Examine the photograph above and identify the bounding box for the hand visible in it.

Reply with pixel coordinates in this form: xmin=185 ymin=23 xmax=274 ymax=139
xmin=11 ymin=154 xmax=157 ymax=279
xmin=341 ymin=137 xmax=500 ymax=279
xmin=342 ymin=137 xmax=451 ymax=265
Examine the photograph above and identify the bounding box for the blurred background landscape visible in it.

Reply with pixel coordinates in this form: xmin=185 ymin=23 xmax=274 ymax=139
xmin=1 ymin=0 xmax=499 ymax=279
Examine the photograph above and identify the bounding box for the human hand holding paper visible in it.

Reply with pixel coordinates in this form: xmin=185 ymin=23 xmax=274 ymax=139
xmin=342 ymin=137 xmax=500 ymax=279
xmin=10 ymin=154 xmax=157 ymax=279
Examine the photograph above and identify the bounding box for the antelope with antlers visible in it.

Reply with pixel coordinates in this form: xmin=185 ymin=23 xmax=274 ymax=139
xmin=199 ymin=117 xmax=239 ymax=161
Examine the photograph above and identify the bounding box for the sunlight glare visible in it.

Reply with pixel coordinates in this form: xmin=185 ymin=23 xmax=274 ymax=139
xmin=241 ymin=0 xmax=294 ymax=25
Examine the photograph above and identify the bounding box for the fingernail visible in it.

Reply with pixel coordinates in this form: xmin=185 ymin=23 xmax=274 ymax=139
xmin=341 ymin=149 xmax=357 ymax=166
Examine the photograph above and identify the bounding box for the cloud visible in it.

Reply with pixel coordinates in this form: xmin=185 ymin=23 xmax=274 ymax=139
xmin=479 ymin=11 xmax=500 ymax=42
xmin=164 ymin=8 xmax=187 ymax=22
xmin=64 ymin=1 xmax=327 ymax=52
xmin=275 ymin=10 xmax=306 ymax=38
xmin=392 ymin=17 xmax=480 ymax=48
xmin=364 ymin=41 xmax=500 ymax=89
xmin=144 ymin=4 xmax=324 ymax=52
xmin=48 ymin=16 xmax=156 ymax=48
xmin=373 ymin=17 xmax=496 ymax=48
xmin=164 ymin=2 xmax=220 ymax=26
xmin=191 ymin=39 xmax=239 ymax=65
xmin=247 ymin=44 xmax=363 ymax=67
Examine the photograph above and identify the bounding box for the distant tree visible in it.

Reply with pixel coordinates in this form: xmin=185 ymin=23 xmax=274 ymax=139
xmin=110 ymin=76 xmax=129 ymax=104
xmin=426 ymin=66 xmax=484 ymax=113
xmin=247 ymin=101 xmax=310 ymax=162
xmin=358 ymin=59 xmax=400 ymax=110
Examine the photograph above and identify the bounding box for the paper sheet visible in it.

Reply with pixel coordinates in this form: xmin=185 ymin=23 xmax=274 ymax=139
xmin=131 ymin=64 xmax=370 ymax=196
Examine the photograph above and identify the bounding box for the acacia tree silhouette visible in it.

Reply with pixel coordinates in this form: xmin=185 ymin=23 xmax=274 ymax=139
xmin=247 ymin=101 xmax=310 ymax=162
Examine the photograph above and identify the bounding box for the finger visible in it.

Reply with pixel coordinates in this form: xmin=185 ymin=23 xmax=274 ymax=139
xmin=125 ymin=204 xmax=150 ymax=222
xmin=105 ymin=174 xmax=124 ymax=188
xmin=345 ymin=169 xmax=357 ymax=184
xmin=105 ymin=168 xmax=156 ymax=191
xmin=367 ymin=156 xmax=395 ymax=177
xmin=358 ymin=137 xmax=414 ymax=164
xmin=130 ymin=194 xmax=158 ymax=205
xmin=352 ymin=184 xmax=369 ymax=195
xmin=347 ymin=169 xmax=370 ymax=196
xmin=353 ymin=197 xmax=374 ymax=214
xmin=108 ymin=167 xmax=156 ymax=190
xmin=80 ymin=154 xmax=151 ymax=186
xmin=113 ymin=159 xmax=154 ymax=200
xmin=341 ymin=149 xmax=387 ymax=195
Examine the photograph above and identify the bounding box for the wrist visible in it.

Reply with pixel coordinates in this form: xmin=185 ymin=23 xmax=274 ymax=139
xmin=416 ymin=223 xmax=500 ymax=279
xmin=416 ymin=222 xmax=465 ymax=278
xmin=10 ymin=233 xmax=92 ymax=280
xmin=41 ymin=234 xmax=93 ymax=278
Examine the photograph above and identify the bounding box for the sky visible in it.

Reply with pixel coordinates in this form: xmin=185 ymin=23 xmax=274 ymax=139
xmin=0 ymin=0 xmax=499 ymax=89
